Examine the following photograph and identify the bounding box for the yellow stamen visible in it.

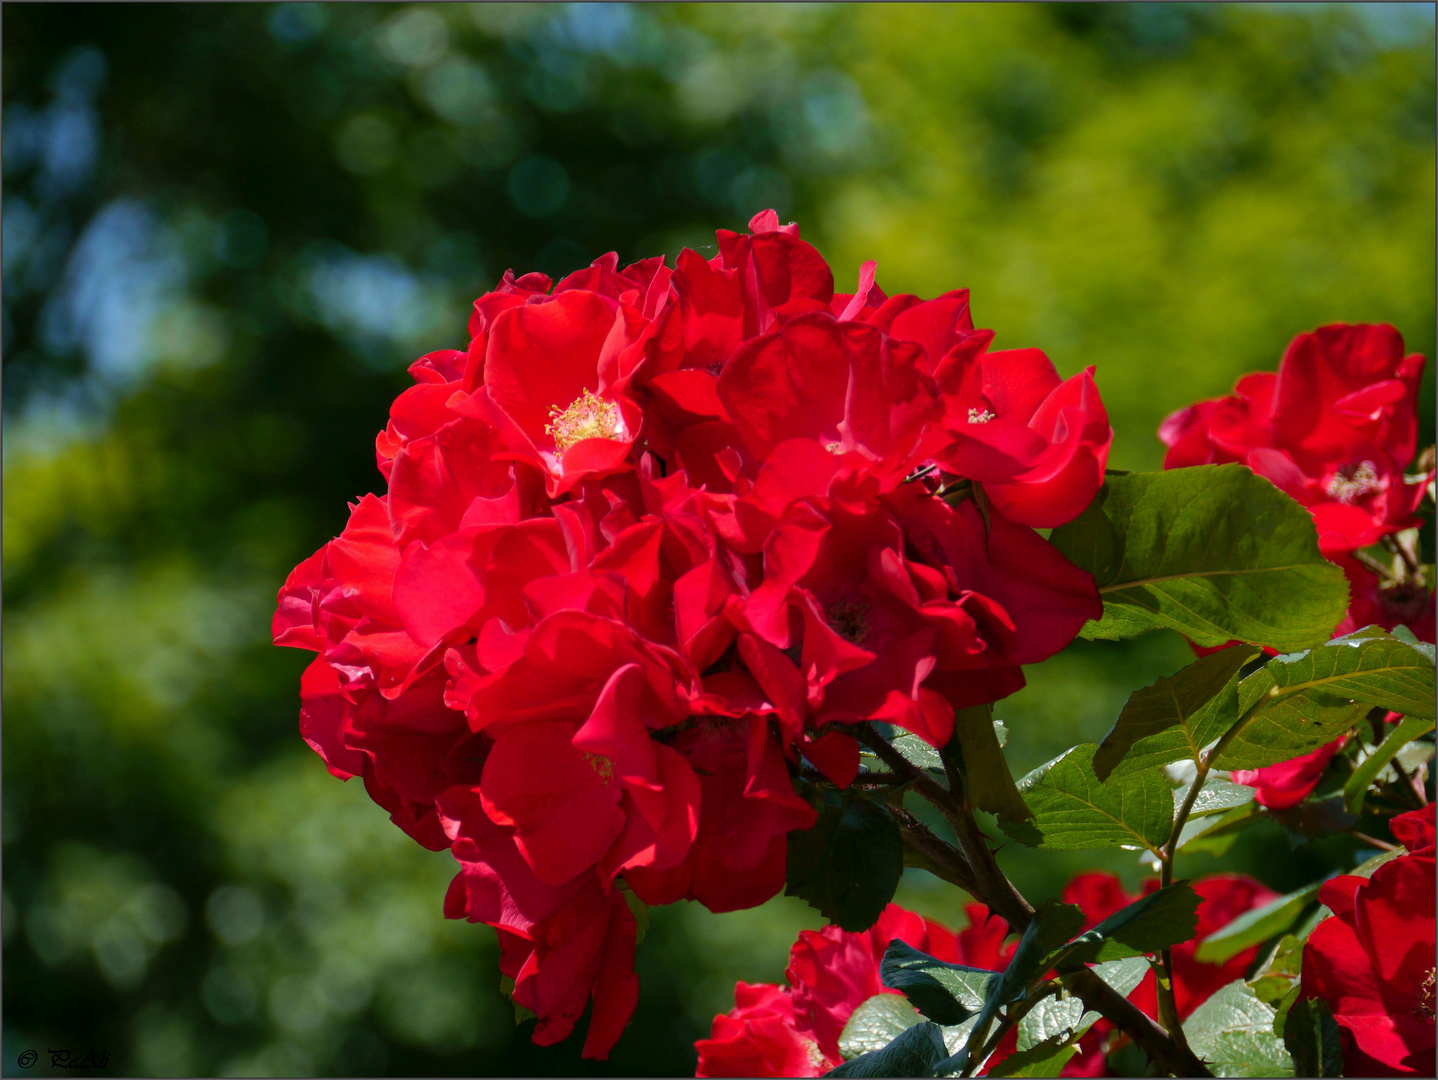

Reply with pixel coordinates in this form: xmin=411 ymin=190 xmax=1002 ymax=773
xmin=1325 ymin=460 xmax=1379 ymax=503
xmin=545 ymin=389 xmax=622 ymax=453
xmin=968 ymin=407 xmax=996 ymax=424
xmin=583 ymin=751 xmax=616 ymax=784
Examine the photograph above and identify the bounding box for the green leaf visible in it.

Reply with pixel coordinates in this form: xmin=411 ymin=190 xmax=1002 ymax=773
xmin=880 ymin=940 xmax=994 ymax=1025
xmin=1220 ymin=627 xmax=1438 ymax=770
xmin=1002 ymin=745 xmax=1173 ymax=853
xmin=1090 ymin=955 xmax=1153 ymax=1000
xmin=498 ymin=975 xmax=536 ymax=1025
xmin=1016 ymin=994 xmax=1086 ymax=1052
xmin=1061 ymin=882 xmax=1202 ymax=964
xmin=1177 ymin=801 xmax=1264 ymax=856
xmin=1176 ymin=774 xmax=1257 ymax=818
xmin=1248 ymin=934 xmax=1304 ymax=1004
xmin=1282 ymin=998 xmax=1344 ymax=1077
xmin=985 ymin=1038 xmax=1078 ymax=1077
xmin=1049 ymin=465 xmax=1348 ymax=651
xmin=826 ymin=1021 xmax=947 ymax=1078
xmin=1271 ymin=980 xmax=1305 ymax=1040
xmin=889 ymin=734 xmax=950 ymax=789
xmin=952 ymin=705 xmax=1031 ymax=820
xmin=1003 ymin=901 xmax=1088 ymax=997
xmin=839 ymin=993 xmax=922 ymax=1060
xmin=1262 ymin=627 xmax=1436 ymax=720
xmin=1216 ymin=689 xmax=1368 ymax=771
xmin=1344 ymin=715 xmax=1436 ymax=813
xmin=1094 ymin=646 xmax=1259 ymax=781
xmin=1182 ymin=979 xmax=1295 ymax=1078
xmin=787 ymin=790 xmax=904 ymax=932
xmin=1352 ymin=846 xmax=1405 ymax=879
xmin=1194 ymin=882 xmax=1322 ymax=964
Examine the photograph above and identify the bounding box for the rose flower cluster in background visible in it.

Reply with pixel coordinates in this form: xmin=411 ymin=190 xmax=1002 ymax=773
xmin=1161 ymin=327 xmax=1435 ymax=810
xmin=696 ymin=872 xmax=1282 ymax=1079
xmin=272 ymin=211 xmax=1114 ymax=1058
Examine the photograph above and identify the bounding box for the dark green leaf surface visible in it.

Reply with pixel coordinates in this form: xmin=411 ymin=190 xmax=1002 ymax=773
xmin=1094 ymin=646 xmax=1259 ymax=780
xmin=1061 ymin=882 xmax=1201 ymax=964
xmin=1267 ymin=797 xmax=1358 ymax=847
xmin=880 ymin=940 xmax=993 ymax=1025
xmin=839 ymin=993 xmax=923 ymax=1060
xmin=826 ymin=1021 xmax=947 ymax=1078
xmin=1282 ymin=998 xmax=1344 ymax=1077
xmin=953 ymin=705 xmax=1031 ymax=820
xmin=1176 ymin=801 xmax=1264 ymax=856
xmin=1049 ymin=465 xmax=1348 ymax=650
xmin=787 ymin=791 xmax=903 ymax=932
xmin=1343 ymin=714 xmax=1436 ymax=813
xmin=1003 ymin=902 xmax=1088 ymax=1000
xmin=985 ymin=1038 xmax=1078 ymax=1077
xmin=1215 ymin=688 xmax=1369 ymax=771
xmin=1002 ymin=745 xmax=1173 ymax=853
xmin=1183 ymin=979 xmax=1295 ymax=1078
xmin=1194 ymin=883 xmax=1322 ymax=964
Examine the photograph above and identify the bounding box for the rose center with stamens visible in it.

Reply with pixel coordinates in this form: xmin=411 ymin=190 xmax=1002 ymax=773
xmin=1324 ymin=459 xmax=1380 ymax=503
xmin=1417 ymin=969 xmax=1436 ymax=1021
xmin=545 ymin=389 xmax=623 ymax=453
xmin=827 ymin=597 xmax=871 ymax=645
xmin=804 ymin=1039 xmax=830 ymax=1072
xmin=968 ymin=407 xmax=996 ymax=424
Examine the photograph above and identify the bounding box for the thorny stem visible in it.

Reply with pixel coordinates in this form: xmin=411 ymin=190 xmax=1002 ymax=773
xmin=890 ymin=805 xmax=979 ymax=894
xmin=1061 ymin=968 xmax=1213 ymax=1078
xmin=855 ymin=724 xmax=1214 ymax=1076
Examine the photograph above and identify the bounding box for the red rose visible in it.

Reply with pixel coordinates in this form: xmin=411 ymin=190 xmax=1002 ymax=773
xmin=695 ymin=982 xmax=836 ymax=1078
xmin=277 ymin=212 xmax=1119 ymax=1061
xmin=1300 ymin=805 xmax=1436 ymax=1077
xmin=1062 ymin=871 xmax=1279 ymax=1019
xmin=1230 ymin=739 xmax=1348 ymax=810
xmin=1160 ymin=324 xmax=1430 ymax=553
xmin=696 ymin=902 xmax=1110 ymax=1077
xmin=935 ymin=345 xmax=1113 ymax=528
xmin=439 ymin=786 xmax=639 ymax=1060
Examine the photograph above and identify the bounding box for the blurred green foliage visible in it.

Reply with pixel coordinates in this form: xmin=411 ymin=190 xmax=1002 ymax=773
xmin=3 ymin=3 xmax=1433 ymax=1076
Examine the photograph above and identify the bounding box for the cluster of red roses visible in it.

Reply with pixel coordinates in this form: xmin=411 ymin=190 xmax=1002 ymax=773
xmin=1160 ymin=325 xmax=1434 ymax=808
xmin=696 ymin=871 xmax=1280 ymax=1078
xmin=1301 ymin=804 xmax=1435 ymax=1077
xmin=272 ymin=211 xmax=1114 ymax=1058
